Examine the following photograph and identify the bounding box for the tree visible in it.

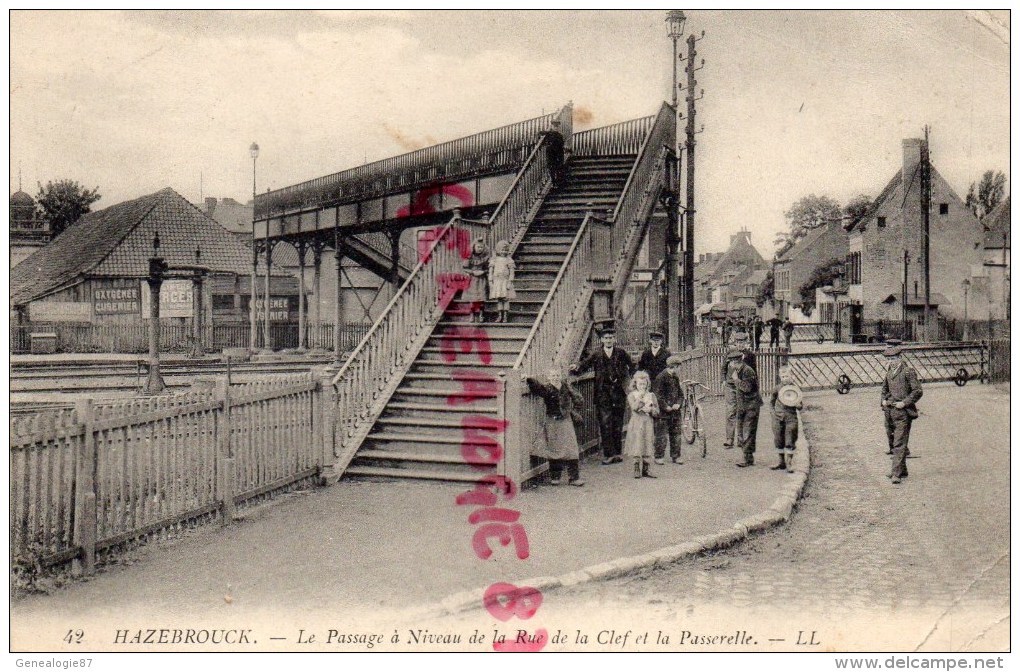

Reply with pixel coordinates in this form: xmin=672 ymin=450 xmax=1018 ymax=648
xmin=782 ymin=194 xmax=842 ymax=244
xmin=756 ymin=269 xmax=774 ymax=307
xmin=844 ymin=194 xmax=873 ymax=228
xmin=35 ymin=180 xmax=101 ymax=237
xmin=965 ymin=170 xmax=1006 ymax=220
xmin=797 ymin=257 xmax=845 ymax=316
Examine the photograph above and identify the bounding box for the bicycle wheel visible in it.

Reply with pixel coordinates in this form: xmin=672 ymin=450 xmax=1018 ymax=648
xmin=682 ymin=402 xmax=696 ymax=444
xmin=693 ymin=404 xmax=707 ymax=457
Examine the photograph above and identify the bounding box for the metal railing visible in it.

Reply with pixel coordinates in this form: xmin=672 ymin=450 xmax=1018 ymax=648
xmin=255 ymin=109 xmax=564 ymax=218
xmin=573 ymin=116 xmax=655 ymax=156
xmin=329 ymin=212 xmax=488 ymax=472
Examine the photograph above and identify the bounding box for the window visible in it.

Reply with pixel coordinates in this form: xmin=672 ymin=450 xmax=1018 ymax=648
xmin=877 ymin=216 xmax=887 ymax=227
xmin=213 ymin=294 xmax=235 ymax=310
xmin=939 ymin=203 xmax=949 ymax=215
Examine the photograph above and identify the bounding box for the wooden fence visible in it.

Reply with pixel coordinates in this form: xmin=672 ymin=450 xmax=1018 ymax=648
xmin=10 ymin=373 xmax=332 ymax=575
xmin=11 ymin=322 xmax=370 ymax=355
xmin=988 ymin=338 xmax=1010 ymax=383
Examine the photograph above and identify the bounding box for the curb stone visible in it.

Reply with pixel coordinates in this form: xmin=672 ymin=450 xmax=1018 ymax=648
xmin=425 ymin=410 xmax=815 ymax=618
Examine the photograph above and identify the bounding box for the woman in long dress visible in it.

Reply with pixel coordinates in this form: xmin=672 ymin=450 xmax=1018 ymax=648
xmin=526 ymin=367 xmax=584 ymax=486
xmin=624 ymin=370 xmax=659 ymax=479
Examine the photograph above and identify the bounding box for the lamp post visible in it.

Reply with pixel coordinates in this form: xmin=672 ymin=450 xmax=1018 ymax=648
xmin=665 ymin=10 xmax=686 ymax=349
xmin=901 ymin=249 xmax=910 ymax=340
xmin=144 ymin=232 xmax=168 ymax=395
xmin=961 ymin=277 xmax=970 ymax=341
xmin=249 ymin=142 xmax=259 ymax=351
xmin=192 ymin=246 xmax=205 ymax=358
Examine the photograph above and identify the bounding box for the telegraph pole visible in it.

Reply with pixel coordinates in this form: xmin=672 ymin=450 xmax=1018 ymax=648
xmin=920 ymin=126 xmax=932 ymax=340
xmin=682 ymin=31 xmax=704 ymax=348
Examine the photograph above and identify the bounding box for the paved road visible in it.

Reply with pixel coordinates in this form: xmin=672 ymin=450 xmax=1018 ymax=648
xmin=439 ymin=383 xmax=1009 ymax=652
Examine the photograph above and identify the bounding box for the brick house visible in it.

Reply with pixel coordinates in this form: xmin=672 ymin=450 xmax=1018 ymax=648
xmin=772 ymin=218 xmax=849 ymax=321
xmin=845 ymin=138 xmax=985 ymax=339
xmin=979 ymin=196 xmax=1010 ymax=320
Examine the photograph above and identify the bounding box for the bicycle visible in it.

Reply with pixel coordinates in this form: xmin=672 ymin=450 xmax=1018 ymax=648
xmin=679 ymin=379 xmax=710 ymax=458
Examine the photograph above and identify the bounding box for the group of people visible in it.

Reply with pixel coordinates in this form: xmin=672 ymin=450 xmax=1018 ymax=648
xmin=524 ymin=323 xmax=923 ymax=488
xmin=462 ymin=238 xmax=517 ymax=323
xmin=721 ymin=316 xmax=795 ymax=351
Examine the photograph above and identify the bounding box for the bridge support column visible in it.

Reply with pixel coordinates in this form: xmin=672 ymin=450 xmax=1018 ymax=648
xmin=312 ymin=244 xmax=323 ymax=349
xmin=263 ymin=241 xmax=274 ymax=351
xmin=296 ymin=241 xmax=307 ymax=351
xmin=334 ymin=244 xmax=346 ymax=362
xmin=388 ymin=228 xmax=402 ymax=299
xmin=250 ymin=242 xmax=260 ymax=350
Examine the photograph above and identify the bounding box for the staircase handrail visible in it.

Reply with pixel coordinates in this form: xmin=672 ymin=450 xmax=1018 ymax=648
xmin=607 ymin=102 xmax=675 ymax=293
xmin=487 ymin=103 xmax=572 ymax=254
xmin=257 ymin=108 xmax=566 ymax=219
xmin=329 ymin=211 xmax=487 ymax=470
xmin=512 ymin=212 xmax=601 ymax=376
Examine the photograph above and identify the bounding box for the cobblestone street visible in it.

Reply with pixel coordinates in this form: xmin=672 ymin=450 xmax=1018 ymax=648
xmin=489 ymin=383 xmax=1010 ymax=652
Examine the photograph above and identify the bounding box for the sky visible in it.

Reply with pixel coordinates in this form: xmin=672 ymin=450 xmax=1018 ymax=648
xmin=8 ymin=9 xmax=1011 ymax=257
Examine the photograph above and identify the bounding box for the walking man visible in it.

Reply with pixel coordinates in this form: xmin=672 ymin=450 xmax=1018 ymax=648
xmin=539 ymin=119 xmax=566 ymax=187
xmin=653 ymin=355 xmax=685 ymax=465
xmin=881 ymin=342 xmax=922 ymax=484
xmin=722 ymin=348 xmax=742 ymax=448
xmin=782 ymin=318 xmax=795 ymax=351
xmin=572 ymin=322 xmax=633 ymax=465
xmin=731 ymin=348 xmax=763 ymax=467
xmin=768 ymin=317 xmax=781 ymax=349
xmin=638 ymin=330 xmax=672 ymax=383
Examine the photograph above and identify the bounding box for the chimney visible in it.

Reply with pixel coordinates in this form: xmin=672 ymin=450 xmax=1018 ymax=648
xmin=699 ymin=253 xmax=705 ymax=263
xmin=204 ymin=197 xmax=217 ymax=214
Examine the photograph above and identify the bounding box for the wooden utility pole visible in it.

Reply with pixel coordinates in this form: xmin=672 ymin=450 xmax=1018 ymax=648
xmin=920 ymin=126 xmax=932 ymax=340
xmin=682 ymin=32 xmax=704 ymax=348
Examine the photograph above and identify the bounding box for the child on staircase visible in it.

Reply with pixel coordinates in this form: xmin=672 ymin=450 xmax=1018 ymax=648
xmin=488 ymin=240 xmax=516 ymax=323
xmin=463 ymin=238 xmax=490 ymax=322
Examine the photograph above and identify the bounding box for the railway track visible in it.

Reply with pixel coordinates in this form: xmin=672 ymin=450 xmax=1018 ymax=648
xmin=9 ymin=356 xmax=338 ymax=398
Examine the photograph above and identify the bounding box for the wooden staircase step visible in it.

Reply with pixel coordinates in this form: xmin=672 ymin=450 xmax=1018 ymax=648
xmin=356 ymin=449 xmax=498 ymax=466
xmin=343 ymin=466 xmax=493 ymax=482
xmin=375 ymin=415 xmax=499 ymax=429
xmin=385 ymin=401 xmax=499 ymax=413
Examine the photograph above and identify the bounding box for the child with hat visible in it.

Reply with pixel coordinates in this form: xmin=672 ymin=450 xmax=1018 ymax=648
xmin=770 ymin=365 xmax=803 ymax=473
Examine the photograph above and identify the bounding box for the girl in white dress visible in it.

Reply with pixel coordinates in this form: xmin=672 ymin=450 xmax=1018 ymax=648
xmin=624 ymin=370 xmax=659 ymax=478
xmin=488 ymin=240 xmax=516 ymax=323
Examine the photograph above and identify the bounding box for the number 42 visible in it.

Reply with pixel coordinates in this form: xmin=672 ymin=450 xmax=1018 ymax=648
xmin=63 ymin=630 xmax=84 ymax=644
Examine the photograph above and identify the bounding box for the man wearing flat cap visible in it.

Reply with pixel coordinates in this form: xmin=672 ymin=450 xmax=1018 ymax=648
xmin=881 ymin=341 xmax=922 ymax=484
xmin=721 ymin=348 xmax=742 ymax=448
xmin=638 ymin=330 xmax=672 ymax=384
xmin=653 ymin=354 xmax=685 ymax=464
xmin=729 ymin=348 xmax=763 ymax=467
xmin=572 ymin=321 xmax=634 ymax=464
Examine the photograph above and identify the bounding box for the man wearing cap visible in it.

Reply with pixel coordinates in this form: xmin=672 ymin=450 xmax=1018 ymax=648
xmin=730 ymin=348 xmax=763 ymax=467
xmin=721 ymin=348 xmax=742 ymax=448
xmin=653 ymin=355 xmax=685 ymax=465
xmin=881 ymin=342 xmax=922 ymax=484
xmin=572 ymin=323 xmax=634 ymax=464
xmin=538 ymin=119 xmax=566 ymax=187
xmin=638 ymin=331 xmax=672 ymax=384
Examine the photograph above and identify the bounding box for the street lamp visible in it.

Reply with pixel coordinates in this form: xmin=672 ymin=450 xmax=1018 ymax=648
xmin=249 ymin=142 xmax=259 ymax=351
xmin=666 ymin=11 xmax=687 ymax=107
xmin=144 ymin=232 xmax=168 ymax=394
xmin=664 ymin=10 xmax=686 ymax=350
xmin=961 ymin=278 xmax=970 ymax=341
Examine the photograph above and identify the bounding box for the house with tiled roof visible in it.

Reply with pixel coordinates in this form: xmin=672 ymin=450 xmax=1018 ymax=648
xmin=844 ymin=138 xmax=985 ymax=339
xmin=10 ymin=187 xmax=297 ymax=327
xmin=9 ymin=190 xmax=51 ymax=267
xmin=772 ymin=218 xmax=848 ymax=321
xmin=979 ymin=196 xmax=1010 ymax=319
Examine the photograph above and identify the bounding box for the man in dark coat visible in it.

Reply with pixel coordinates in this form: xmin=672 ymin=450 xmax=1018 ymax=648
xmin=753 ymin=317 xmax=765 ymax=350
xmin=768 ymin=318 xmax=782 ymax=349
xmin=881 ymin=343 xmax=923 ymax=484
xmin=572 ymin=325 xmax=634 ymax=464
xmin=653 ymin=354 xmax=685 ymax=464
xmin=730 ymin=349 xmax=763 ymax=467
xmin=638 ymin=331 xmax=671 ymax=383
xmin=539 ymin=119 xmax=566 ymax=187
